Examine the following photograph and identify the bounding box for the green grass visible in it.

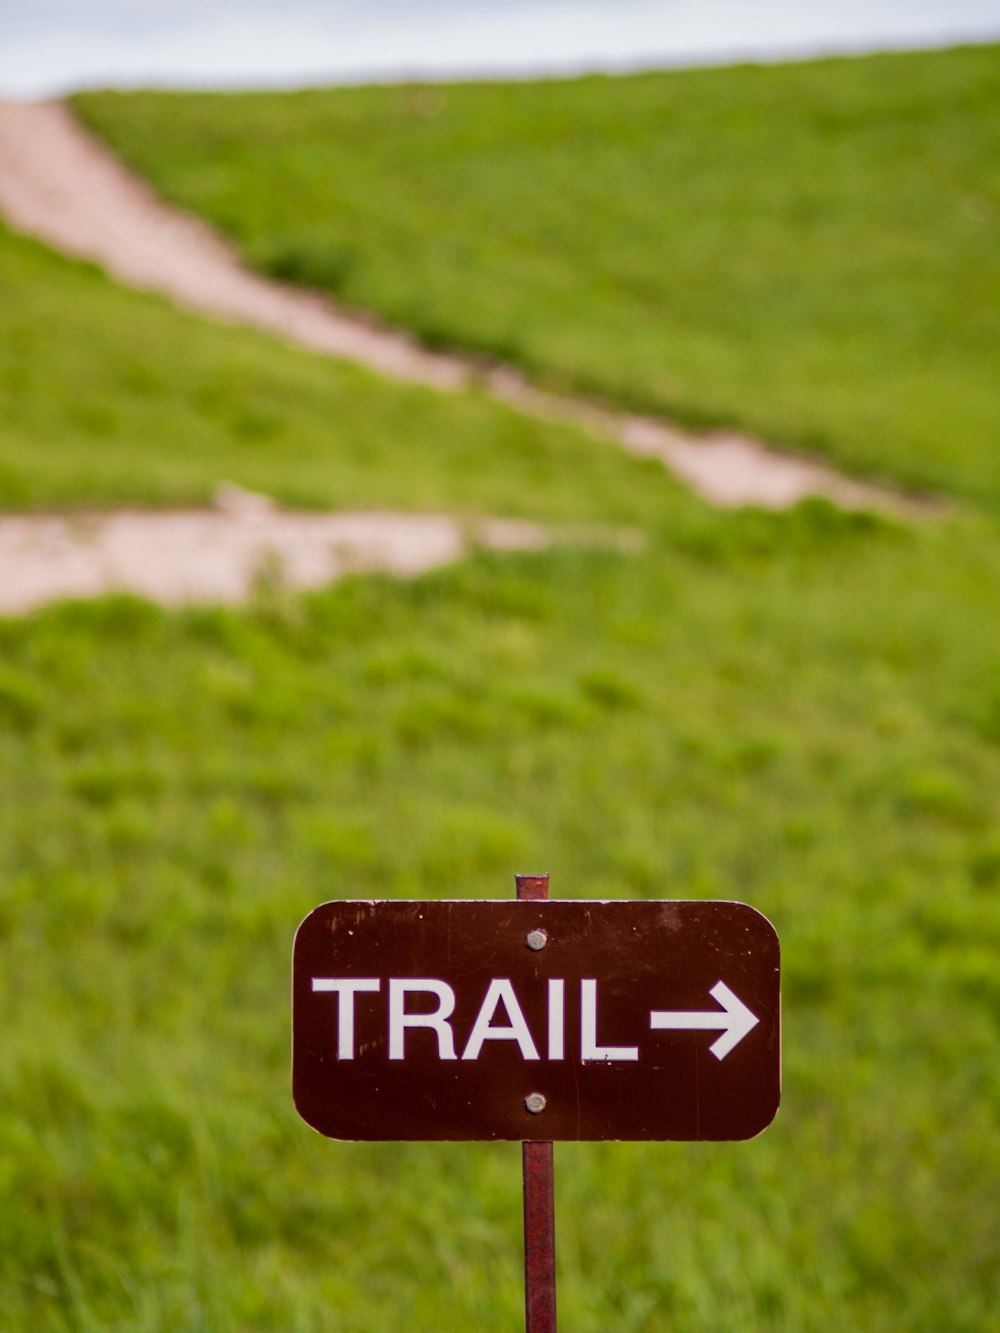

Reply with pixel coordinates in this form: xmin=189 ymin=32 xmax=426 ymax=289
xmin=3 ymin=508 xmax=1000 ymax=1329
xmin=3 ymin=51 xmax=1000 ymax=1329
xmin=0 ymin=224 xmax=674 ymax=525
xmin=75 ymin=45 xmax=1000 ymax=508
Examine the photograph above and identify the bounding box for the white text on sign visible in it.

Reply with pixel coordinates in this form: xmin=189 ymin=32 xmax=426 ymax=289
xmin=311 ymin=976 xmax=759 ymax=1062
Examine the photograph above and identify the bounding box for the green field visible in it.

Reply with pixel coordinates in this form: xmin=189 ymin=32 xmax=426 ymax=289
xmin=2 ymin=46 xmax=1000 ymax=1332
xmin=4 ymin=505 xmax=1000 ymax=1330
xmin=75 ymin=44 xmax=1000 ymax=507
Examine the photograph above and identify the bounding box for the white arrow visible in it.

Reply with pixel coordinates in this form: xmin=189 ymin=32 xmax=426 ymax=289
xmin=649 ymin=980 xmax=760 ymax=1061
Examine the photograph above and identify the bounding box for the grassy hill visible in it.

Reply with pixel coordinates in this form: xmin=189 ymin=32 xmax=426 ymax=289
xmin=1 ymin=52 xmax=1000 ymax=1329
xmin=0 ymin=224 xmax=672 ymax=524
xmin=4 ymin=493 xmax=1000 ymax=1329
xmin=75 ymin=44 xmax=1000 ymax=508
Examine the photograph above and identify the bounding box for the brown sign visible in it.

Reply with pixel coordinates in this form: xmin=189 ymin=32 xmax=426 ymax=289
xmin=292 ymin=899 xmax=779 ymax=1142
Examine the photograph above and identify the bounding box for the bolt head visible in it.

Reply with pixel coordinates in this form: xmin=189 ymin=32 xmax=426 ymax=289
xmin=525 ymin=1092 xmax=547 ymax=1114
xmin=526 ymin=928 xmax=548 ymax=951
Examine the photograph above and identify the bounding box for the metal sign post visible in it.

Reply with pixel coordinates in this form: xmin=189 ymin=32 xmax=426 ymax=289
xmin=516 ymin=874 xmax=557 ymax=1333
xmin=291 ymin=878 xmax=780 ymax=1331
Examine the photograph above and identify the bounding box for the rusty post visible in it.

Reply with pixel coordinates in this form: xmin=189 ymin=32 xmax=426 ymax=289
xmin=516 ymin=873 xmax=557 ymax=1333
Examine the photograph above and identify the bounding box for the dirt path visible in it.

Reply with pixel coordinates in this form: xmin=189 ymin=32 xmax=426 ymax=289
xmin=0 ymin=487 xmax=570 ymax=614
xmin=0 ymin=99 xmax=928 ymax=517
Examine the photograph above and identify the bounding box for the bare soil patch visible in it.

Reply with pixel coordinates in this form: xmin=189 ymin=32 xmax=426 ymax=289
xmin=0 ymin=488 xmax=560 ymax=615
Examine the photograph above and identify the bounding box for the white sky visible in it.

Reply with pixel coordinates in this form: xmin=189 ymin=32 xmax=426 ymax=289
xmin=2 ymin=0 xmax=999 ymax=97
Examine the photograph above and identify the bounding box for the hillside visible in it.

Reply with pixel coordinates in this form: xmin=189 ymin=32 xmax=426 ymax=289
xmin=0 ymin=48 xmax=998 ymax=1331
xmin=76 ymin=45 xmax=1000 ymax=507
xmin=0 ymin=223 xmax=672 ymax=524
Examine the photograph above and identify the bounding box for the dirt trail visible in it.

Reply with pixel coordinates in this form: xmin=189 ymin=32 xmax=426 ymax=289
xmin=0 ymin=99 xmax=928 ymax=517
xmin=0 ymin=100 xmax=464 ymax=390
xmin=0 ymin=488 xmax=567 ymax=614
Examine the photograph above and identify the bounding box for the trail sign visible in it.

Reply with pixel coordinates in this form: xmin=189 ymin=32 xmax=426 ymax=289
xmin=292 ymin=898 xmax=780 ymax=1142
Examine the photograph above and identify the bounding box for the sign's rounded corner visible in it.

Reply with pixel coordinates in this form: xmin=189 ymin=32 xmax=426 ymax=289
xmin=727 ymin=899 xmax=781 ymax=947
xmin=742 ymin=1094 xmax=782 ymax=1141
xmin=292 ymin=900 xmax=334 ymax=949
xmin=291 ymin=1081 xmax=337 ymax=1139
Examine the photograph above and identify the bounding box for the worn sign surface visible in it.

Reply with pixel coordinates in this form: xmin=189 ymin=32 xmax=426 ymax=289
xmin=292 ymin=899 xmax=780 ymax=1142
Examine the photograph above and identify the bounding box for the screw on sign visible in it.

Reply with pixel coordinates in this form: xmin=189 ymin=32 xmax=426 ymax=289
xmin=292 ymin=876 xmax=781 ymax=1331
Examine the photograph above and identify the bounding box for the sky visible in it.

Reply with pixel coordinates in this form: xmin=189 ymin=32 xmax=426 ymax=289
xmin=2 ymin=0 xmax=999 ymax=97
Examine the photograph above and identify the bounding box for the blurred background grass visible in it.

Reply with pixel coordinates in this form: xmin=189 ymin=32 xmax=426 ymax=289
xmin=76 ymin=45 xmax=1000 ymax=506
xmin=0 ymin=225 xmax=670 ymax=522
xmin=1 ymin=41 xmax=999 ymax=1332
